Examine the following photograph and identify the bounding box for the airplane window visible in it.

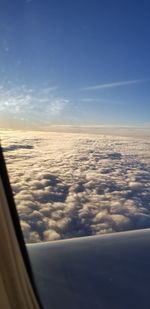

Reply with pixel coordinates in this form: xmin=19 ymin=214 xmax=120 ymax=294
xmin=1 ymin=0 xmax=150 ymax=245
xmin=1 ymin=2 xmax=150 ymax=309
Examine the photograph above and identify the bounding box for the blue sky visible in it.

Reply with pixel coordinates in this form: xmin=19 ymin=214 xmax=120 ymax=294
xmin=0 ymin=0 xmax=150 ymax=128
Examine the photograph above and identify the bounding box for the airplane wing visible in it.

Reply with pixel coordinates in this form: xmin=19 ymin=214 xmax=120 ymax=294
xmin=28 ymin=227 xmax=150 ymax=309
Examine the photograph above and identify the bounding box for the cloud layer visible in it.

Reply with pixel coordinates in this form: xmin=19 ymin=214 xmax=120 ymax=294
xmin=1 ymin=129 xmax=150 ymax=243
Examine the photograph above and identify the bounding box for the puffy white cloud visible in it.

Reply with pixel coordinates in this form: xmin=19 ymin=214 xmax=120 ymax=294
xmin=1 ymin=129 xmax=150 ymax=243
xmin=43 ymin=230 xmax=61 ymax=241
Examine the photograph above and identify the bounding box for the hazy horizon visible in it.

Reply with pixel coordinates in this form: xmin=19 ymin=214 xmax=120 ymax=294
xmin=1 ymin=125 xmax=150 ymax=140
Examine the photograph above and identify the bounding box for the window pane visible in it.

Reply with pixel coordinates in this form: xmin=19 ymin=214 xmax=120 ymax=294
xmin=1 ymin=0 xmax=150 ymax=244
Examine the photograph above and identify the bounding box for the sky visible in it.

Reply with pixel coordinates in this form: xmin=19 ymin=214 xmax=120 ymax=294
xmin=0 ymin=0 xmax=150 ymax=128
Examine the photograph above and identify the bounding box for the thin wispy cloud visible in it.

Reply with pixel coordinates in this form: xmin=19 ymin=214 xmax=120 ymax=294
xmin=82 ymin=79 xmax=147 ymax=91
xmin=42 ymin=86 xmax=59 ymax=94
xmin=0 ymin=85 xmax=70 ymax=123
xmin=47 ymin=98 xmax=69 ymax=115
